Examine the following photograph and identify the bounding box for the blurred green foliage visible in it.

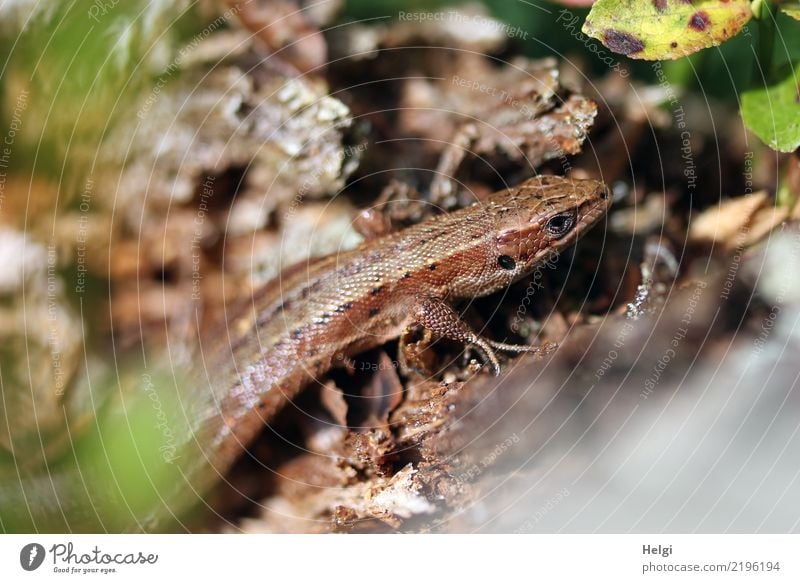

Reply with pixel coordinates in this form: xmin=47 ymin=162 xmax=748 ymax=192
xmin=0 ymin=367 xmax=195 ymax=532
xmin=0 ymin=1 xmax=202 ymax=185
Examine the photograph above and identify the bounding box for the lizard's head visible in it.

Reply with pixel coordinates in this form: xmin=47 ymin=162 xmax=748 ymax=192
xmin=487 ymin=175 xmax=610 ymax=281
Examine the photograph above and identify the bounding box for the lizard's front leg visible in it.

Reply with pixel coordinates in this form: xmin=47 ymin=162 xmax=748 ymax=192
xmin=410 ymin=295 xmax=555 ymax=375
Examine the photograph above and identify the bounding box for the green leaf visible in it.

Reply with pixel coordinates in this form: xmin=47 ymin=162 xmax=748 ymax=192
xmin=741 ymin=67 xmax=800 ymax=152
xmin=582 ymin=0 xmax=752 ymax=60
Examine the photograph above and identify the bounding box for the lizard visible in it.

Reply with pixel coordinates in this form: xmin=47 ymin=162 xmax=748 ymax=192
xmin=187 ymin=175 xmax=610 ymax=501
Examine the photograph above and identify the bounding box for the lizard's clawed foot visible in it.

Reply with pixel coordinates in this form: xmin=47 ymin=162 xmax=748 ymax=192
xmin=476 ymin=339 xmax=558 ymax=375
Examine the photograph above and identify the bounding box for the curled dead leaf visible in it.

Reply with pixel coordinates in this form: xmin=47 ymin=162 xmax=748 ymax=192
xmin=689 ymin=191 xmax=788 ymax=252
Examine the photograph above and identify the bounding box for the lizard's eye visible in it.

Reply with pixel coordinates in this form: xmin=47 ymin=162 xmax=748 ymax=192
xmin=545 ymin=212 xmax=575 ymax=239
xmin=498 ymin=255 xmax=516 ymax=270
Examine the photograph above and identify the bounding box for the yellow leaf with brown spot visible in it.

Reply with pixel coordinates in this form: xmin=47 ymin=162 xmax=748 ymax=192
xmin=582 ymin=0 xmax=752 ymax=60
